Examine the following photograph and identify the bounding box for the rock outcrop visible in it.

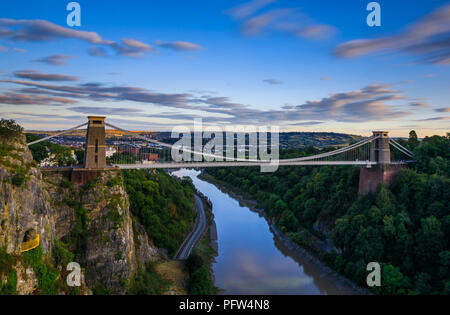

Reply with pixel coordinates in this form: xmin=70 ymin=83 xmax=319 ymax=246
xmin=0 ymin=134 xmax=159 ymax=294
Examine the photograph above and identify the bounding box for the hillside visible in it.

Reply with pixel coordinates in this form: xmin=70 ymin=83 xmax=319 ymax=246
xmin=203 ymin=134 xmax=450 ymax=294
xmin=0 ymin=120 xmax=197 ymax=295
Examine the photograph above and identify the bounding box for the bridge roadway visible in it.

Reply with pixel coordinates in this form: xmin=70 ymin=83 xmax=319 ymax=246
xmin=174 ymin=194 xmax=207 ymax=260
xmin=114 ymin=160 xmax=379 ymax=169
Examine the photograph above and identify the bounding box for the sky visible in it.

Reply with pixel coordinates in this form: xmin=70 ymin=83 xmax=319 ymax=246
xmin=0 ymin=0 xmax=449 ymax=137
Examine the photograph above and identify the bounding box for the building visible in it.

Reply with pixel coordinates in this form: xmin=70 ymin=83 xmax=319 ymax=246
xmin=105 ymin=146 xmax=117 ymax=158
xmin=141 ymin=152 xmax=159 ymax=162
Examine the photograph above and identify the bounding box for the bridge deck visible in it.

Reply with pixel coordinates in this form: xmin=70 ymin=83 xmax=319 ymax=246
xmin=114 ymin=161 xmax=382 ymax=169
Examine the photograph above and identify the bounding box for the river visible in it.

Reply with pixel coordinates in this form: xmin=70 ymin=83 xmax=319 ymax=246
xmin=172 ymin=169 xmax=357 ymax=295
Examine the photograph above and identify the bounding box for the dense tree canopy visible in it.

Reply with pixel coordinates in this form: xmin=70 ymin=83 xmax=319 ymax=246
xmin=205 ymin=134 xmax=450 ymax=294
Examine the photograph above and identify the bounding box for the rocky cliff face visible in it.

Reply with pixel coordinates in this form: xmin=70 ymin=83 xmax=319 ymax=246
xmin=0 ymin=135 xmax=54 ymax=255
xmin=0 ymin=134 xmax=159 ymax=295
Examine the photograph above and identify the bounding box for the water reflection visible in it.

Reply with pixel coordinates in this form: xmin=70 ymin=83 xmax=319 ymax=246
xmin=172 ymin=169 xmax=355 ymax=295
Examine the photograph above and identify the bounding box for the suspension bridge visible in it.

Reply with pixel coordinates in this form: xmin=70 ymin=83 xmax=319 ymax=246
xmin=28 ymin=116 xmax=415 ymax=193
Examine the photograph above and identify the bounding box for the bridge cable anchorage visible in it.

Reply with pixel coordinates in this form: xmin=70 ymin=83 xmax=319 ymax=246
xmin=27 ymin=122 xmax=88 ymax=146
xmin=389 ymin=139 xmax=414 ymax=158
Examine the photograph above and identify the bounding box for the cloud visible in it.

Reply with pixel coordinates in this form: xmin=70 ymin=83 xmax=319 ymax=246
xmin=263 ymin=79 xmax=283 ymax=85
xmin=69 ymin=106 xmax=143 ymax=115
xmin=1 ymin=79 xmax=412 ymax=125
xmin=435 ymin=107 xmax=450 ymax=112
xmin=227 ymin=2 xmax=336 ymax=40
xmin=290 ymin=121 xmax=325 ymax=126
xmin=0 ymin=91 xmax=77 ymax=105
xmin=33 ymin=54 xmax=75 ymax=66
xmin=227 ymin=0 xmax=275 ymax=20
xmin=0 ymin=18 xmax=153 ymax=58
xmin=0 ymin=45 xmax=7 ymax=52
xmin=320 ymin=76 xmax=332 ymax=81
xmin=409 ymin=101 xmax=428 ymax=108
xmin=88 ymin=47 xmax=107 ymax=57
xmin=155 ymin=40 xmax=203 ymax=52
xmin=108 ymin=39 xmax=154 ymax=57
xmin=14 ymin=70 xmax=79 ymax=82
xmin=334 ymin=4 xmax=450 ymax=65
xmin=416 ymin=116 xmax=450 ymax=121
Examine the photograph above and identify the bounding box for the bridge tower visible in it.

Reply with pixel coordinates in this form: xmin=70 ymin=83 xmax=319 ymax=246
xmin=84 ymin=116 xmax=107 ymax=169
xmin=370 ymin=131 xmax=390 ymax=164
xmin=359 ymin=131 xmax=401 ymax=194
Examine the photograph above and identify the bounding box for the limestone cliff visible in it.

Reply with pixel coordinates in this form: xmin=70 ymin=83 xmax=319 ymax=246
xmin=0 ymin=134 xmax=159 ymax=295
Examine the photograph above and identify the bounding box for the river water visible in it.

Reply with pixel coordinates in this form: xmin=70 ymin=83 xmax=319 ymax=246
xmin=172 ymin=169 xmax=355 ymax=295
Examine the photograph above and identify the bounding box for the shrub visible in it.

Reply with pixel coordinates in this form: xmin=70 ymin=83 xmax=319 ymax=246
xmin=187 ymin=266 xmax=214 ymax=295
xmin=185 ymin=253 xmax=203 ymax=274
xmin=11 ymin=173 xmax=25 ymax=187
xmin=22 ymin=246 xmax=58 ymax=295
xmin=52 ymin=240 xmax=75 ymax=267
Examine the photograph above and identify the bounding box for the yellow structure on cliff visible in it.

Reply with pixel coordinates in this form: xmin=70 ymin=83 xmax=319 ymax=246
xmin=20 ymin=233 xmax=40 ymax=253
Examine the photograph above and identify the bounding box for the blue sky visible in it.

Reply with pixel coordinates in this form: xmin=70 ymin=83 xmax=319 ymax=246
xmin=0 ymin=0 xmax=449 ymax=136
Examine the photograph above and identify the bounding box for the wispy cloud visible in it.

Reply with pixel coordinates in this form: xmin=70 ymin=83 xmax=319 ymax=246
xmin=263 ymin=79 xmax=283 ymax=85
xmin=69 ymin=106 xmax=144 ymax=116
xmin=334 ymin=4 xmax=450 ymax=65
xmin=155 ymin=40 xmax=203 ymax=52
xmin=416 ymin=116 xmax=449 ymax=121
xmin=33 ymin=54 xmax=75 ymax=66
xmin=14 ymin=70 xmax=79 ymax=82
xmin=435 ymin=107 xmax=450 ymax=112
xmin=409 ymin=101 xmax=428 ymax=108
xmin=227 ymin=1 xmax=336 ymax=40
xmin=0 ymin=79 xmax=413 ymax=125
xmin=0 ymin=18 xmax=154 ymax=58
xmin=227 ymin=0 xmax=276 ymax=20
xmin=0 ymin=91 xmax=77 ymax=105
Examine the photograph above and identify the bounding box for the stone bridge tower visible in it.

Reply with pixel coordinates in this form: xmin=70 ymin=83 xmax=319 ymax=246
xmin=84 ymin=116 xmax=107 ymax=169
xmin=359 ymin=131 xmax=402 ymax=194
xmin=370 ymin=131 xmax=391 ymax=164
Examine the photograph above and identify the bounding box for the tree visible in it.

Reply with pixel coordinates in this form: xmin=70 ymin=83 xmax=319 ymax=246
xmin=376 ymin=264 xmax=410 ymax=295
xmin=0 ymin=119 xmax=23 ymax=142
xmin=408 ymin=130 xmax=419 ymax=149
xmin=415 ymin=216 xmax=444 ymax=274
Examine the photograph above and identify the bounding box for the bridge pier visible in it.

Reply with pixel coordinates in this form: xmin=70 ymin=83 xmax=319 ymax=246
xmin=358 ymin=164 xmax=403 ymax=194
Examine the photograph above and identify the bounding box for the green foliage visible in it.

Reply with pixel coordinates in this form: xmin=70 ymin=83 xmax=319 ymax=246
xmin=129 ymin=263 xmax=168 ymax=295
xmin=184 ymin=253 xmax=214 ymax=295
xmin=26 ymin=133 xmax=77 ymax=166
xmin=22 ymin=246 xmax=58 ymax=295
xmin=52 ymin=240 xmax=75 ymax=267
xmin=11 ymin=174 xmax=25 ymax=187
xmin=0 ymin=270 xmax=17 ymax=295
xmin=0 ymin=119 xmax=23 ymax=142
xmin=60 ymin=179 xmax=72 ymax=189
xmin=92 ymin=285 xmax=112 ymax=295
xmin=185 ymin=253 xmax=204 ymax=275
xmin=187 ymin=266 xmax=214 ymax=295
xmin=0 ymin=248 xmax=20 ymax=296
xmin=122 ymin=169 xmax=196 ymax=256
xmin=107 ymin=174 xmax=122 ymax=187
xmin=0 ymin=246 xmax=15 ymax=278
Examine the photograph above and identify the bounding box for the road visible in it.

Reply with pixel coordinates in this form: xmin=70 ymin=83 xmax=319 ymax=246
xmin=174 ymin=194 xmax=207 ymax=260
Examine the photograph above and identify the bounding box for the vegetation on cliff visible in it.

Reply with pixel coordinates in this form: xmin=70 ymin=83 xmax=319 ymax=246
xmin=204 ymin=133 xmax=450 ymax=294
xmin=122 ymin=169 xmax=196 ymax=257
